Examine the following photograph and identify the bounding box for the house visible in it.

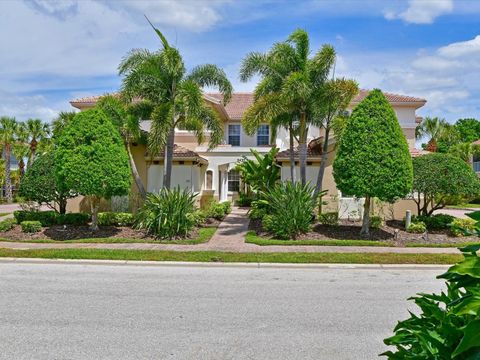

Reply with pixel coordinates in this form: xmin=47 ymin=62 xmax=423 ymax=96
xmin=69 ymin=89 xmax=427 ymax=219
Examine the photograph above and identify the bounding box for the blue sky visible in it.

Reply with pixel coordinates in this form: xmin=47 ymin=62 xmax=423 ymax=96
xmin=1 ymin=0 xmax=479 ymax=122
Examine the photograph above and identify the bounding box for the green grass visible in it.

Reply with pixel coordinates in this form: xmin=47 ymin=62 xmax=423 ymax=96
xmin=446 ymin=204 xmax=480 ymax=209
xmin=0 ymin=213 xmax=11 ymax=218
xmin=246 ymin=231 xmax=477 ymax=248
xmin=0 ymin=227 xmax=217 ymax=245
xmin=0 ymin=248 xmax=462 ymax=264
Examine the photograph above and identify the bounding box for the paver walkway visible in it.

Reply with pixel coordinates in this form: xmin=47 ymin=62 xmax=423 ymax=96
xmin=0 ymin=207 xmax=462 ymax=254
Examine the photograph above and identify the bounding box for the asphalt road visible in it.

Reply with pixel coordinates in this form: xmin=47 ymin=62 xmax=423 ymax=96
xmin=0 ymin=261 xmax=446 ymax=360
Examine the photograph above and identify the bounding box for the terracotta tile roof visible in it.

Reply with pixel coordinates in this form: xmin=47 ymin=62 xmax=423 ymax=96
xmin=146 ymin=144 xmax=207 ymax=163
xmin=71 ymin=89 xmax=426 ymax=118
xmin=473 ymin=139 xmax=480 ymax=145
xmin=205 ymin=93 xmax=254 ymax=120
xmin=409 ymin=147 xmax=429 ymax=157
xmin=352 ymin=89 xmax=426 ymax=104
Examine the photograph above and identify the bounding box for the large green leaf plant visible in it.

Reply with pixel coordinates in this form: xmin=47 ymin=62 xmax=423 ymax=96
xmin=382 ymin=245 xmax=480 ymax=359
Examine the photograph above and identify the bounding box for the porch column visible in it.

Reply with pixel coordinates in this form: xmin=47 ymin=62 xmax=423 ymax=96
xmin=221 ymin=170 xmax=228 ymax=202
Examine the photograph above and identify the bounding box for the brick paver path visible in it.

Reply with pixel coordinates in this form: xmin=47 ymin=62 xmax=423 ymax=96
xmin=0 ymin=207 xmax=461 ymax=254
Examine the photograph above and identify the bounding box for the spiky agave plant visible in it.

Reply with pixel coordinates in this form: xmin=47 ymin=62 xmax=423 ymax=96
xmin=135 ymin=187 xmax=197 ymax=239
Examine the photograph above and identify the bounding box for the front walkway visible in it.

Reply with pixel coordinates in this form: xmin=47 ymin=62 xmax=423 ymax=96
xmin=0 ymin=207 xmax=461 ymax=254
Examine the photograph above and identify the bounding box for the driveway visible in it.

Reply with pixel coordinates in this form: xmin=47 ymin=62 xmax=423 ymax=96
xmin=0 ymin=261 xmax=445 ymax=359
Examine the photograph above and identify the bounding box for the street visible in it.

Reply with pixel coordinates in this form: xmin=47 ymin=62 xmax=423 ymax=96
xmin=0 ymin=261 xmax=445 ymax=359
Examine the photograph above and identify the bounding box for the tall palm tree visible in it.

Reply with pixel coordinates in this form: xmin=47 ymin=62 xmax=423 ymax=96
xmin=96 ymin=95 xmax=148 ymax=198
xmin=240 ymin=29 xmax=336 ymax=185
xmin=25 ymin=118 xmax=50 ymax=166
xmin=119 ymin=18 xmax=232 ymax=189
xmin=0 ymin=117 xmax=18 ymax=202
xmin=415 ymin=116 xmax=450 ymax=152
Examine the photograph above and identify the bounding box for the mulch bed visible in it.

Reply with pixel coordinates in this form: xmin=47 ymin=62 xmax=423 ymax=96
xmin=249 ymin=219 xmax=479 ymax=246
xmin=0 ymin=224 xmax=207 ymax=242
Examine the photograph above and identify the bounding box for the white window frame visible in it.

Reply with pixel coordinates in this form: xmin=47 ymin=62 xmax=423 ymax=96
xmin=257 ymin=124 xmax=269 ymax=146
xmin=228 ymin=169 xmax=240 ymax=192
xmin=228 ymin=124 xmax=241 ymax=146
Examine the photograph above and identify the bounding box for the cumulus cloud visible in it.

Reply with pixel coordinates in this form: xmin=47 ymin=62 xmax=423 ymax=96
xmin=385 ymin=0 xmax=453 ymax=24
xmin=438 ymin=35 xmax=480 ymax=57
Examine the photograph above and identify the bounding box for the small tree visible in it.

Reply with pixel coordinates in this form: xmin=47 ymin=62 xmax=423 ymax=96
xmin=412 ymin=153 xmax=480 ymax=216
xmin=333 ymin=89 xmax=413 ymax=235
xmin=19 ymin=152 xmax=75 ymax=214
xmin=55 ymin=109 xmax=131 ymax=230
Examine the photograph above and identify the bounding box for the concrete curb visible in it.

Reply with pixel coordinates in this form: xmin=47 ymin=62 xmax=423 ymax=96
xmin=0 ymin=257 xmax=451 ymax=270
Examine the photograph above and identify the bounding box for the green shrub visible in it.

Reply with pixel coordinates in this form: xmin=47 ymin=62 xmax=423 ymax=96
xmin=318 ymin=212 xmax=339 ymax=226
xmin=262 ymin=214 xmax=274 ymax=232
xmin=189 ymin=210 xmax=207 ymax=226
xmin=205 ymin=200 xmax=228 ymax=220
xmin=222 ymin=201 xmax=232 ymax=215
xmin=14 ymin=210 xmax=57 ymax=226
xmin=407 ymin=222 xmax=426 ymax=233
xmin=382 ymin=245 xmax=480 ymax=359
xmin=412 ymin=214 xmax=455 ymax=231
xmin=0 ymin=218 xmax=16 ymax=232
xmin=261 ymin=182 xmax=317 ymax=239
xmin=236 ymin=192 xmax=254 ymax=207
xmin=97 ymin=212 xmax=134 ymax=226
xmin=135 ymin=188 xmax=196 ymax=239
xmin=450 ymin=218 xmax=476 ymax=237
xmin=21 ymin=221 xmax=42 ymax=233
xmin=56 ymin=213 xmax=91 ymax=226
xmin=370 ymin=215 xmax=383 ymax=229
xmin=248 ymin=200 xmax=268 ymax=220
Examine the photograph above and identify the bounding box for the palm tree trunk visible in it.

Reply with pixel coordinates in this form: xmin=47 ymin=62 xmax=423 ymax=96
xmin=163 ymin=127 xmax=175 ymax=189
xmin=19 ymin=159 xmax=25 ymax=179
xmin=5 ymin=144 xmax=12 ymax=203
xmin=298 ymin=112 xmax=308 ymax=186
xmin=360 ymin=195 xmax=371 ymax=236
xmin=314 ymin=127 xmax=330 ymax=196
xmin=29 ymin=139 xmax=37 ymax=168
xmin=288 ymin=123 xmax=296 ymax=183
xmin=126 ymin=143 xmax=146 ymax=198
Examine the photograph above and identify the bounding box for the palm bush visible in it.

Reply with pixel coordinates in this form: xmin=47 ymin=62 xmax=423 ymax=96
xmin=382 ymin=245 xmax=480 ymax=359
xmin=261 ymin=182 xmax=318 ymax=239
xmin=135 ymin=188 xmax=197 ymax=239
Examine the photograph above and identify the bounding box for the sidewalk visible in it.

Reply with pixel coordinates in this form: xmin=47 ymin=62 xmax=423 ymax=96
xmin=0 ymin=207 xmax=462 ymax=254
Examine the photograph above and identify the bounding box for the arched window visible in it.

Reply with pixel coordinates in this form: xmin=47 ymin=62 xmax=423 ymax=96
xmin=205 ymin=170 xmax=213 ymax=190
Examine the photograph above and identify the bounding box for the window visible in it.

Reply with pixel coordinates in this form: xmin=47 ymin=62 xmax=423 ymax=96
xmin=257 ymin=124 xmax=269 ymax=146
xmin=206 ymin=170 xmax=213 ymax=190
xmin=228 ymin=124 xmax=241 ymax=146
xmin=228 ymin=170 xmax=240 ymax=192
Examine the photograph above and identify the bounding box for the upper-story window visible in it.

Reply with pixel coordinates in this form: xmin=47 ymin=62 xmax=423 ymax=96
xmin=228 ymin=124 xmax=241 ymax=146
xmin=257 ymin=124 xmax=269 ymax=146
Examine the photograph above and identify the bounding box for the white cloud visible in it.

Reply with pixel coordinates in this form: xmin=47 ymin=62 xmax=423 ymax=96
xmin=438 ymin=35 xmax=480 ymax=57
xmin=0 ymin=91 xmax=68 ymax=121
xmin=385 ymin=0 xmax=453 ymax=24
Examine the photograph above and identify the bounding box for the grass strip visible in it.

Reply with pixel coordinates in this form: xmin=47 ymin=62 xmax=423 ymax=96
xmin=0 ymin=248 xmax=462 ymax=264
xmin=246 ymin=231 xmax=476 ymax=249
xmin=0 ymin=227 xmax=216 ymax=245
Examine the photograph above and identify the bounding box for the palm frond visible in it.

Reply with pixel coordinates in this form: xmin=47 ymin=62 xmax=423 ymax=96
xmin=239 ymin=52 xmax=269 ymax=82
xmin=148 ymin=103 xmax=173 ymax=155
xmin=187 ymin=64 xmax=233 ymax=103
xmin=309 ymin=44 xmax=336 ymax=87
xmin=287 ymin=29 xmax=310 ymax=68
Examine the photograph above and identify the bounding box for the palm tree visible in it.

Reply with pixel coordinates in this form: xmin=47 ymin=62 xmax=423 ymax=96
xmin=0 ymin=117 xmax=18 ymax=202
xmin=96 ymin=95 xmax=148 ymax=198
xmin=14 ymin=122 xmax=28 ymax=179
xmin=240 ymin=29 xmax=336 ymax=185
xmin=25 ymin=118 xmax=50 ymax=166
xmin=415 ymin=117 xmax=450 ymax=152
xmin=119 ymin=18 xmax=232 ymax=189
xmin=448 ymin=142 xmax=480 ymax=163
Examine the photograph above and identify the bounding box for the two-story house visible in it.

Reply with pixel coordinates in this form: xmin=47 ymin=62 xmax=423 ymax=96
xmin=69 ymin=89 xmax=427 ymax=218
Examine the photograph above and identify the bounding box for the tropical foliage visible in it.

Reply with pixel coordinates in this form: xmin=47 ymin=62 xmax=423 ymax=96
xmin=55 ymin=108 xmax=131 ymax=230
xmin=333 ymin=89 xmax=413 ymax=235
xmin=415 ymin=116 xmax=451 ymax=152
xmin=260 ymin=182 xmax=320 ymax=239
xmin=382 ymin=245 xmax=480 ymax=359
xmin=235 ymin=147 xmax=280 ymax=194
xmin=0 ymin=116 xmax=18 ymax=202
xmin=119 ymin=18 xmax=232 ymax=189
xmin=411 ymin=153 xmax=480 ymax=216
xmin=135 ymin=187 xmax=197 ymax=239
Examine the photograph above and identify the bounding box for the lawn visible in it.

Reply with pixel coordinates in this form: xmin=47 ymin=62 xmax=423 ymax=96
xmin=0 ymin=248 xmax=462 ymax=264
xmin=446 ymin=204 xmax=480 ymax=209
xmin=245 ymin=231 xmax=478 ymax=248
xmin=0 ymin=227 xmax=216 ymax=245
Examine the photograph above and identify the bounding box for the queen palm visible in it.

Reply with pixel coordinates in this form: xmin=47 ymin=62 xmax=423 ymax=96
xmin=0 ymin=116 xmax=18 ymax=202
xmin=240 ymin=29 xmax=336 ymax=185
xmin=119 ymin=18 xmax=232 ymax=189
xmin=415 ymin=116 xmax=450 ymax=152
xmin=25 ymin=118 xmax=50 ymax=166
xmin=13 ymin=122 xmax=29 ymax=179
